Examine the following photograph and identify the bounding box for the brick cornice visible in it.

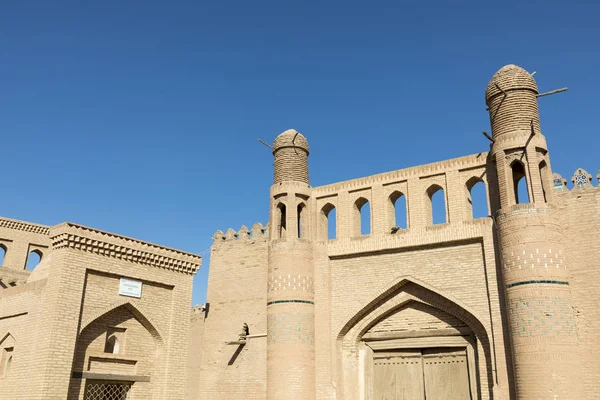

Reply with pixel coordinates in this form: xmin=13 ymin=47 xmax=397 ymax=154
xmin=50 ymin=222 xmax=201 ymax=274
xmin=0 ymin=216 xmax=50 ymax=235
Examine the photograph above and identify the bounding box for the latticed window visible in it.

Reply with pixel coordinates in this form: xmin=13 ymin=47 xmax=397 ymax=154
xmin=84 ymin=380 xmax=132 ymax=400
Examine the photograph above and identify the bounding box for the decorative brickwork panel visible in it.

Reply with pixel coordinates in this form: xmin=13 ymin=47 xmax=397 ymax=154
xmin=267 ymin=311 xmax=314 ymax=345
xmin=509 ymin=295 xmax=575 ymax=337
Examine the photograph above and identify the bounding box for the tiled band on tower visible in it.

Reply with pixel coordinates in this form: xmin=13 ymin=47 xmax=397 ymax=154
xmin=267 ymin=130 xmax=316 ymax=399
xmin=487 ymin=65 xmax=583 ymax=398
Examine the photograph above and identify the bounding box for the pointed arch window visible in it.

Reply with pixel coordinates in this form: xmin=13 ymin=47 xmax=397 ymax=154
xmin=389 ymin=191 xmax=407 ymax=230
xmin=297 ymin=203 xmax=307 ymax=239
xmin=427 ymin=185 xmax=447 ymax=225
xmin=0 ymin=244 xmax=6 ymax=267
xmin=353 ymin=198 xmax=371 ymax=236
xmin=466 ymin=178 xmax=488 ymax=219
xmin=25 ymin=250 xmax=42 ymax=271
xmin=511 ymin=161 xmax=529 ymax=204
xmin=276 ymin=203 xmax=287 ymax=239
xmin=319 ymin=203 xmax=336 ymax=241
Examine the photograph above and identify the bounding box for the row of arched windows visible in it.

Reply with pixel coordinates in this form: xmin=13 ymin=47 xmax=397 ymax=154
xmin=0 ymin=245 xmax=43 ymax=271
xmin=318 ymin=179 xmax=489 ymax=241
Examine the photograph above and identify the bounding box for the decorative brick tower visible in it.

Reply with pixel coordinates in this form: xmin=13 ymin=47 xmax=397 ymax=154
xmin=267 ymin=129 xmax=316 ymax=399
xmin=486 ymin=65 xmax=582 ymax=399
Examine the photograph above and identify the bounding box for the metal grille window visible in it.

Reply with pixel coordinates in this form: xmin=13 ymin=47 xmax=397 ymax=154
xmin=84 ymin=380 xmax=132 ymax=400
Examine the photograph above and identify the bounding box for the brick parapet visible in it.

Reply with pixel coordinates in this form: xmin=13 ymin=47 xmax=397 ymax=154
xmin=49 ymin=222 xmax=201 ymax=274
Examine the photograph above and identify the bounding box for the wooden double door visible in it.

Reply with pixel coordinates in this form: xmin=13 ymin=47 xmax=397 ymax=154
xmin=372 ymin=348 xmax=472 ymax=400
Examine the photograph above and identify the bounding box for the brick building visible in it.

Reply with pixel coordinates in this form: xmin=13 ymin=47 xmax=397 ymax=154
xmin=1 ymin=64 xmax=599 ymax=400
xmin=0 ymin=220 xmax=200 ymax=399
xmin=189 ymin=65 xmax=600 ymax=400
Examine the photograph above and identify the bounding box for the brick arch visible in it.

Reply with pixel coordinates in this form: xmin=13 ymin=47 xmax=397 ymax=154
xmin=336 ymin=276 xmax=494 ymax=398
xmin=79 ymin=301 xmax=164 ymax=345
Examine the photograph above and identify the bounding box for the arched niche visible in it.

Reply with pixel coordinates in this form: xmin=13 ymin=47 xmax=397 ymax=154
xmin=68 ymin=303 xmax=164 ymax=399
xmin=335 ymin=278 xmax=494 ymax=400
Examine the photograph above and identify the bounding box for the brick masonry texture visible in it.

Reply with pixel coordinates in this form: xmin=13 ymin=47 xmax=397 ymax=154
xmin=189 ymin=64 xmax=600 ymax=400
xmin=1 ymin=64 xmax=599 ymax=400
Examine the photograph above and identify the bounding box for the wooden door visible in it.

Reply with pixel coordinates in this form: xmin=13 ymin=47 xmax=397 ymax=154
xmin=373 ymin=350 xmax=425 ymax=400
xmin=372 ymin=347 xmax=472 ymax=399
xmin=423 ymin=348 xmax=471 ymax=400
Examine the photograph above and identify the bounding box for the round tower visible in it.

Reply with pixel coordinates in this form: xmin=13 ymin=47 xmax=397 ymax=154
xmin=267 ymin=129 xmax=315 ymax=400
xmin=487 ymin=65 xmax=582 ymax=399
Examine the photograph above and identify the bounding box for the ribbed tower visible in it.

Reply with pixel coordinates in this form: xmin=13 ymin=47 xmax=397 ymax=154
xmin=487 ymin=65 xmax=582 ymax=399
xmin=267 ymin=129 xmax=315 ymax=399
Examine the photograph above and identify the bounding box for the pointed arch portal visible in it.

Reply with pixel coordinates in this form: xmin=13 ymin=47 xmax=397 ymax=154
xmin=336 ymin=278 xmax=494 ymax=400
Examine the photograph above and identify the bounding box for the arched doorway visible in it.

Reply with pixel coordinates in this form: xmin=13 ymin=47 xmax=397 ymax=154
xmin=337 ymin=279 xmax=493 ymax=400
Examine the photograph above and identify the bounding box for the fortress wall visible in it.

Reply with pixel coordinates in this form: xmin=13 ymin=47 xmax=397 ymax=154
xmin=0 ymin=280 xmax=47 ymax=400
xmin=326 ymin=217 xmax=510 ymax=399
xmin=557 ymin=184 xmax=600 ymax=395
xmin=197 ymin=225 xmax=269 ymax=400
xmin=186 ymin=307 xmax=205 ymax=400
xmin=312 ymin=153 xmax=491 ymax=242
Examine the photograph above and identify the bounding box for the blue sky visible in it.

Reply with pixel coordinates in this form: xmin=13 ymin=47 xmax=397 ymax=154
xmin=1 ymin=1 xmax=598 ymax=305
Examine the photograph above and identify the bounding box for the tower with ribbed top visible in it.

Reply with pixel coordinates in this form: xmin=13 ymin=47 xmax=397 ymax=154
xmin=486 ymin=65 xmax=582 ymax=398
xmin=267 ymin=129 xmax=315 ymax=399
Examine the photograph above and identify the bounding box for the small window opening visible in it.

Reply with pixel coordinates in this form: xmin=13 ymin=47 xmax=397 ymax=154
xmin=389 ymin=191 xmax=407 ymax=230
xmin=297 ymin=203 xmax=307 ymax=239
xmin=319 ymin=204 xmax=336 ymax=241
xmin=104 ymin=328 xmax=126 ymax=355
xmin=276 ymin=203 xmax=287 ymax=239
xmin=428 ymin=185 xmax=447 ymax=225
xmin=25 ymin=250 xmax=42 ymax=271
xmin=353 ymin=198 xmax=371 ymax=236
xmin=1 ymin=347 xmax=13 ymax=378
xmin=539 ymin=161 xmax=548 ymax=203
xmin=512 ymin=161 xmax=530 ymax=204
xmin=0 ymin=245 xmax=6 ymax=267
xmin=467 ymin=179 xmax=488 ymax=219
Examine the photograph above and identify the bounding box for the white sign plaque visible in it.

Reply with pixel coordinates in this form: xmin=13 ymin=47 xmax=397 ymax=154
xmin=119 ymin=278 xmax=142 ymax=298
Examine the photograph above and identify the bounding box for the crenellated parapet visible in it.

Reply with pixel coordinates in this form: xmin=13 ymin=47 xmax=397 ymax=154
xmin=49 ymin=222 xmax=201 ymax=274
xmin=211 ymin=223 xmax=270 ymax=248
xmin=552 ymin=168 xmax=600 ymax=193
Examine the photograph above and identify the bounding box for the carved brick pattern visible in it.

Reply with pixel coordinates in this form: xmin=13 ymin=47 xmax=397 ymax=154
xmin=268 ymin=274 xmax=314 ymax=293
xmin=84 ymin=381 xmax=131 ymax=400
xmin=51 ymin=223 xmax=200 ymax=274
xmin=0 ymin=217 xmax=50 ymax=235
xmin=503 ymin=248 xmax=565 ymax=272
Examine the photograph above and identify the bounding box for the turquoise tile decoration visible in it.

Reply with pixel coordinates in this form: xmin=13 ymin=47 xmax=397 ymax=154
xmin=267 ymin=311 xmax=314 ymax=345
xmin=509 ymin=295 xmax=574 ymax=337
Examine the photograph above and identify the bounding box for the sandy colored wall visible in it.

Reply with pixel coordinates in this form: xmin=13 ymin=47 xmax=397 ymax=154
xmin=0 ymin=280 xmax=47 ymax=400
xmin=186 ymin=306 xmax=205 ymax=400
xmin=197 ymin=226 xmax=269 ymax=400
xmin=558 ymin=184 xmax=600 ymax=395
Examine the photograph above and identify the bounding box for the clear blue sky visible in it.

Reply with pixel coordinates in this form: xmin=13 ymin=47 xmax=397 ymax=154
xmin=2 ymin=1 xmax=598 ymax=305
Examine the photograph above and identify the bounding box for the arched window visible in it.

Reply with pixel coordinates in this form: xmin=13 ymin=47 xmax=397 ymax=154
xmin=1 ymin=347 xmax=13 ymax=378
xmin=466 ymin=178 xmax=488 ymax=219
xmin=427 ymin=185 xmax=446 ymax=225
xmin=276 ymin=203 xmax=287 ymax=239
xmin=511 ymin=161 xmax=529 ymax=204
xmin=0 ymin=244 xmax=6 ymax=267
xmin=539 ymin=160 xmax=548 ymax=203
xmin=389 ymin=191 xmax=407 ymax=230
xmin=25 ymin=250 xmax=42 ymax=271
xmin=319 ymin=203 xmax=336 ymax=241
xmin=297 ymin=203 xmax=307 ymax=239
xmin=353 ymin=198 xmax=371 ymax=236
